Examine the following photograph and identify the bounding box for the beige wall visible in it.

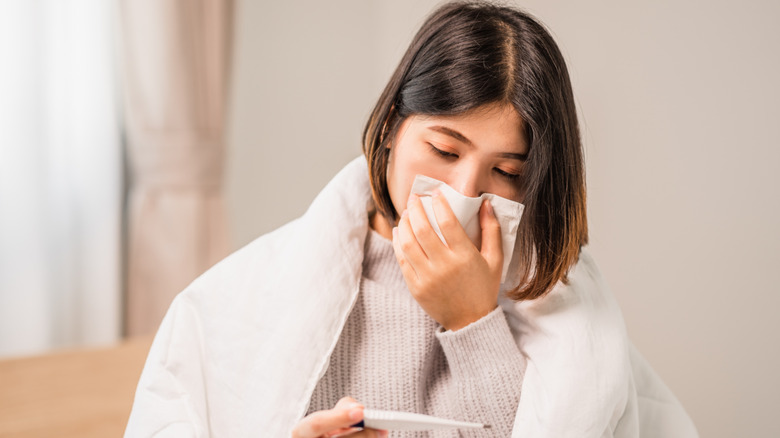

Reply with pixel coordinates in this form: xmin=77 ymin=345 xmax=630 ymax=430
xmin=226 ymin=1 xmax=780 ymax=436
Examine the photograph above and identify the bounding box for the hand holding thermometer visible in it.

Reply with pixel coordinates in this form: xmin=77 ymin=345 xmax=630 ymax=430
xmin=352 ymin=409 xmax=490 ymax=431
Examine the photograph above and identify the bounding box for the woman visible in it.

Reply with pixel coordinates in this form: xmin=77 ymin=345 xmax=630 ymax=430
xmin=125 ymin=2 xmax=697 ymax=437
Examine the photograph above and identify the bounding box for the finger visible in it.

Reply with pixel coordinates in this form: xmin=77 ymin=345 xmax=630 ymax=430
xmin=329 ymin=398 xmax=387 ymax=437
xmin=396 ymin=208 xmax=428 ymax=266
xmin=479 ymin=199 xmax=503 ymax=271
xmin=355 ymin=430 xmax=389 ymax=438
xmin=326 ymin=427 xmax=365 ymax=437
xmin=430 ymin=192 xmax=473 ymax=251
xmin=326 ymin=427 xmax=362 ymax=437
xmin=406 ymin=194 xmax=447 ymax=258
xmin=343 ymin=429 xmax=388 ymax=438
xmin=334 ymin=397 xmax=359 ymax=409
xmin=291 ymin=403 xmax=364 ymax=438
xmin=392 ymin=226 xmax=420 ymax=283
xmin=323 ymin=398 xmax=365 ymax=437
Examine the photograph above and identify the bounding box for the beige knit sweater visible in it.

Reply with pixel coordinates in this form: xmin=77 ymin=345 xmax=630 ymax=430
xmin=307 ymin=229 xmax=526 ymax=437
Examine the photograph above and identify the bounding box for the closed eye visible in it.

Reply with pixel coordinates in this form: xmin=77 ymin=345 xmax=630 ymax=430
xmin=428 ymin=143 xmax=458 ymax=159
xmin=494 ymin=167 xmax=521 ymax=180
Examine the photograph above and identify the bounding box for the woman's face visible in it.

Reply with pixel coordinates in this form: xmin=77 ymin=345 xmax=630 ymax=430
xmin=386 ymin=102 xmax=529 ymax=217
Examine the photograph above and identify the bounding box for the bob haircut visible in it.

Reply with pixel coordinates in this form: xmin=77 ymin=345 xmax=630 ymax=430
xmin=362 ymin=1 xmax=588 ymax=301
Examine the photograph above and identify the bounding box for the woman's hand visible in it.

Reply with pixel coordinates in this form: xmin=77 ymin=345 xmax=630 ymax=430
xmin=392 ymin=193 xmax=503 ymax=331
xmin=291 ymin=397 xmax=387 ymax=438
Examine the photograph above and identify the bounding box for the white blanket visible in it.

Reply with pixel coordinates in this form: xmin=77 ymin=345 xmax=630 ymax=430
xmin=125 ymin=157 xmax=698 ymax=437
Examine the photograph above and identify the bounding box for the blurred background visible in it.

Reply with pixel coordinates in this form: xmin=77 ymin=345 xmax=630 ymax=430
xmin=0 ymin=0 xmax=778 ymax=437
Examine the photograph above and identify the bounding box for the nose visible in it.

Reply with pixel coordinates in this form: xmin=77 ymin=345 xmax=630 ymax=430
xmin=449 ymin=165 xmax=483 ymax=198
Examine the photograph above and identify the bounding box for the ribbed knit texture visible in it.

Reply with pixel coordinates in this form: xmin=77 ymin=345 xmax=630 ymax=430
xmin=307 ymin=229 xmax=526 ymax=437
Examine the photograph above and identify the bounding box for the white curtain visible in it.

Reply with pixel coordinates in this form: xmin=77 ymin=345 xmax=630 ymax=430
xmin=0 ymin=1 xmax=121 ymax=358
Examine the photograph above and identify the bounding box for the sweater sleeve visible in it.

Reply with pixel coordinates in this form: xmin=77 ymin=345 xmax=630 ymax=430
xmin=435 ymin=306 xmax=526 ymax=437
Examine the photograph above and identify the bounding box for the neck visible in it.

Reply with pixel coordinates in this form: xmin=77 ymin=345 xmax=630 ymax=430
xmin=370 ymin=210 xmax=394 ymax=240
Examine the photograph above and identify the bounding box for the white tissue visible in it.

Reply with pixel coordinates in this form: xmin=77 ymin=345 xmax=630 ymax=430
xmin=409 ymin=175 xmax=524 ymax=282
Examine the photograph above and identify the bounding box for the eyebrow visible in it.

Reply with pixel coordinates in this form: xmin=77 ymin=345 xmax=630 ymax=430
xmin=427 ymin=125 xmax=528 ymax=161
xmin=428 ymin=125 xmax=473 ymax=146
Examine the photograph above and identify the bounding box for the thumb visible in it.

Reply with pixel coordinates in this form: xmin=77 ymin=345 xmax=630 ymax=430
xmin=479 ymin=199 xmax=503 ymax=271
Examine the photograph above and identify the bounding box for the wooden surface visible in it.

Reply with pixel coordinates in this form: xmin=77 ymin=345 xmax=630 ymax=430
xmin=0 ymin=337 xmax=153 ymax=438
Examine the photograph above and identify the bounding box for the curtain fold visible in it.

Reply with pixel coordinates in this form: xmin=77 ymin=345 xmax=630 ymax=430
xmin=120 ymin=0 xmax=233 ymax=335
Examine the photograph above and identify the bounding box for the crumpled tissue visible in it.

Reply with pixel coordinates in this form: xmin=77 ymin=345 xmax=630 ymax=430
xmin=409 ymin=174 xmax=524 ymax=282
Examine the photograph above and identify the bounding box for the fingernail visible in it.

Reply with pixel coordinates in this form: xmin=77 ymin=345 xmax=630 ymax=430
xmin=407 ymin=194 xmax=416 ymax=207
xmin=348 ymin=407 xmax=363 ymax=421
xmin=401 ymin=209 xmax=408 ymax=219
xmin=392 ymin=227 xmax=398 ymax=239
xmin=485 ymin=200 xmax=493 ymax=214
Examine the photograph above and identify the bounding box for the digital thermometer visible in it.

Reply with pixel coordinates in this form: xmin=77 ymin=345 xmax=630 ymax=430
xmin=352 ymin=409 xmax=490 ymax=431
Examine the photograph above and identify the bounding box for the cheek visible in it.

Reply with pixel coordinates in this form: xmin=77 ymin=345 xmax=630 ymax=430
xmin=496 ymin=183 xmax=524 ymax=203
xmin=488 ymin=181 xmax=524 ymax=204
xmin=386 ymin=150 xmax=424 ymax=215
xmin=385 ymin=149 xmax=407 ymax=216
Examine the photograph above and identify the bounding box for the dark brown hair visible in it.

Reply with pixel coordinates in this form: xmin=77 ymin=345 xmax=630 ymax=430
xmin=362 ymin=1 xmax=588 ymax=301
